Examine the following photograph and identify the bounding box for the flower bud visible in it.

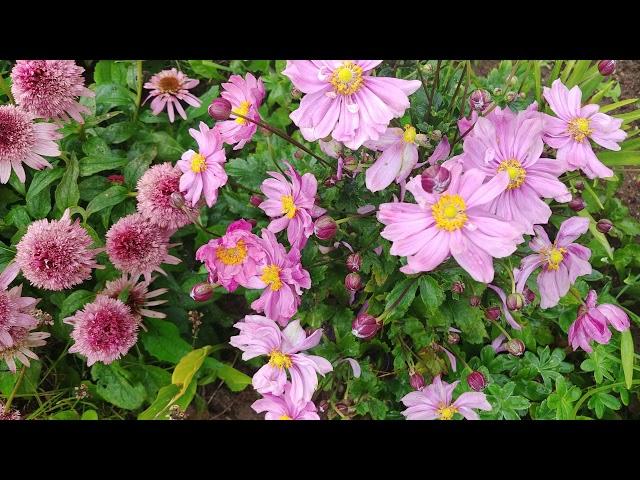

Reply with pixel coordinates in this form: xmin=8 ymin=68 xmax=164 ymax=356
xmin=505 ymin=338 xmax=525 ymax=356
xmin=467 ymin=371 xmax=487 ymax=392
xmin=169 ymin=192 xmax=186 ymax=210
xmin=523 ymin=286 xmax=536 ymax=305
xmin=596 ymin=218 xmax=613 ymax=234
xmin=430 ymin=130 xmax=442 ymax=141
xmin=422 ymin=63 xmax=433 ymax=74
xmin=247 ymin=219 xmax=257 ymax=228
xmin=314 ymin=215 xmax=337 ymax=240
xmin=294 ymin=149 xmax=304 ymax=160
xmin=346 ymin=253 xmax=362 ymax=273
xmin=345 ymin=272 xmax=362 ymax=292
xmin=506 ymin=91 xmax=517 ymax=102
xmin=447 ymin=331 xmax=461 ymax=345
xmin=352 ymin=313 xmax=381 ymax=340
xmin=598 ymin=60 xmax=616 ymax=76
xmin=518 ymin=92 xmax=526 ymax=99
xmin=493 ymin=87 xmax=503 ymax=96
xmin=421 ymin=164 xmax=451 ymax=194
xmin=485 ymin=306 xmax=501 ymax=321
xmin=574 ymin=181 xmax=585 ymax=192
xmin=568 ymin=197 xmax=586 ymax=212
xmin=409 ymin=370 xmax=426 ymax=390
xmin=107 ymin=174 xmax=125 ymax=185
xmin=506 ymin=292 xmax=525 ymax=311
xmin=291 ymin=87 xmax=302 ymax=99
xmin=451 ymin=281 xmax=465 ymax=294
xmin=249 ymin=194 xmax=263 ymax=207
xmin=469 ymin=295 xmax=481 ymax=307
xmin=317 ymin=399 xmax=329 ymax=414
xmin=324 ymin=175 xmax=338 ymax=187
xmin=208 ymin=98 xmax=232 ymax=121
xmin=343 ymin=156 xmax=358 ymax=171
xmin=190 ymin=282 xmax=214 ymax=302
xmin=469 ymin=89 xmax=491 ymax=112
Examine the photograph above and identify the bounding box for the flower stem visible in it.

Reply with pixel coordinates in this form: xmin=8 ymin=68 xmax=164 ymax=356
xmin=569 ymin=287 xmax=585 ymax=304
xmin=4 ymin=366 xmax=27 ymax=413
xmin=572 ymin=379 xmax=640 ymax=419
xmin=490 ymin=319 xmax=512 ymax=341
xmin=133 ymin=60 xmax=144 ymax=123
xmin=425 ymin=60 xmax=441 ymax=125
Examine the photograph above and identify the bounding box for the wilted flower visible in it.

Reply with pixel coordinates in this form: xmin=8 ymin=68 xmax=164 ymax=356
xmin=143 ymin=68 xmax=201 ymax=123
xmin=0 ymin=324 xmax=50 ymax=373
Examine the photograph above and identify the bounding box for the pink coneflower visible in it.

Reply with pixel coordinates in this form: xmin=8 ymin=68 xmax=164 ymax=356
xmin=0 ymin=262 xmax=39 ymax=347
xmin=105 ymin=213 xmax=180 ymax=282
xmin=514 ymin=217 xmax=592 ymax=309
xmin=252 ymin=382 xmax=320 ymax=420
xmin=283 ymin=61 xmax=421 ymax=150
xmin=377 ymin=164 xmax=523 ymax=283
xmin=0 ymin=105 xmax=61 ymax=184
xmin=100 ymin=274 xmax=168 ymax=322
xmin=216 ymin=73 xmax=265 ymax=150
xmin=259 ymin=162 xmax=326 ymax=250
xmin=0 ymin=402 xmax=21 ymax=420
xmin=65 ymin=296 xmax=139 ymax=366
xmin=16 ymin=209 xmax=102 ymax=291
xmin=143 ymin=68 xmax=201 ymax=123
xmin=195 ymin=219 xmax=265 ymax=292
xmin=401 ymin=374 xmax=492 ymax=420
xmin=0 ymin=324 xmax=50 ymax=373
xmin=136 ymin=162 xmax=200 ymax=230
xmin=177 ymin=121 xmax=227 ymax=207
xmin=11 ymin=60 xmax=94 ymax=123
xmin=229 ymin=316 xmax=332 ymax=403
xmin=542 ymin=79 xmax=626 ymax=179
xmin=244 ymin=229 xmax=311 ymax=326
xmin=461 ymin=105 xmax=571 ymax=234
xmin=568 ymin=290 xmax=630 ymax=353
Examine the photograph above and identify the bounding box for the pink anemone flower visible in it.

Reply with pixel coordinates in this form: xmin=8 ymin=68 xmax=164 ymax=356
xmin=216 ymin=73 xmax=265 ymax=150
xmin=251 ymin=382 xmax=320 ymax=420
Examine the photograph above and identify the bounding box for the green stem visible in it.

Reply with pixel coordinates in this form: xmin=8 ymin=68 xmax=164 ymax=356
xmin=445 ymin=62 xmax=467 ymax=117
xmin=572 ymin=380 xmax=640 ymax=419
xmin=265 ymin=135 xmax=286 ymax=176
xmin=490 ymin=319 xmax=512 ymax=341
xmin=133 ymin=60 xmax=143 ymax=122
xmin=569 ymin=287 xmax=585 ymax=304
xmin=4 ymin=366 xmax=27 ymax=413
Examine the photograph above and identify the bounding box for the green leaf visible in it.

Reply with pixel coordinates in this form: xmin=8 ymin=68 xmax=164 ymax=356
xmin=128 ymin=364 xmax=172 ymax=402
xmin=55 ymin=155 xmax=80 ymax=211
xmin=547 ymin=377 xmax=581 ymax=419
xmin=418 ymin=275 xmax=445 ymax=314
xmin=50 ymin=410 xmax=80 ymax=420
xmin=213 ymin=363 xmax=252 ymax=392
xmin=578 ymin=209 xmax=613 ymax=260
xmin=79 ymin=155 xmax=128 ymax=176
xmin=384 ymin=278 xmax=419 ymax=321
xmin=26 ymin=168 xmax=64 ymax=219
xmin=600 ymin=98 xmax=638 ymax=114
xmin=172 ymin=346 xmax=213 ymax=396
xmin=621 ymin=328 xmax=634 ymax=389
xmin=91 ymin=362 xmax=146 ymax=410
xmin=59 ymin=289 xmax=95 ymax=320
xmin=125 ymin=143 xmax=157 ymax=188
xmin=85 ymin=185 xmax=129 ymax=219
xmin=81 ymin=409 xmax=99 ymax=420
xmin=95 ymin=83 xmax=135 ymax=110
xmin=140 ymin=317 xmax=192 ymax=364
xmin=138 ymin=381 xmax=197 ymax=420
xmin=187 ymin=86 xmax=219 ymax=120
xmin=93 ymin=60 xmax=129 ymax=86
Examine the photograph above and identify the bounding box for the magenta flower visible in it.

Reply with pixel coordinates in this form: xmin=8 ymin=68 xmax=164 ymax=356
xmin=229 ymin=315 xmax=332 ymax=403
xmin=244 ymin=229 xmax=311 ymax=325
xmin=0 ymin=263 xmax=39 ymax=348
xmin=377 ymin=164 xmax=523 ymax=283
xmin=216 ymin=73 xmax=265 ymax=150
xmin=542 ymin=79 xmax=625 ymax=179
xmin=568 ymin=290 xmax=630 ymax=353
xmin=100 ymin=274 xmax=168 ymax=322
xmin=251 ymin=382 xmax=320 ymax=420
xmin=259 ymin=162 xmax=326 ymax=250
xmin=461 ymin=106 xmax=571 ymax=234
xmin=283 ymin=61 xmax=421 ymax=150
xmin=401 ymin=375 xmax=492 ymax=420
xmin=195 ymin=219 xmax=265 ymax=292
xmin=143 ymin=68 xmax=201 ymax=123
xmin=177 ymin=121 xmax=227 ymax=207
xmin=515 ymin=217 xmax=592 ymax=309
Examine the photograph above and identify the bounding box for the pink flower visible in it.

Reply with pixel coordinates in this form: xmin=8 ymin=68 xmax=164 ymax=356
xmin=11 ymin=60 xmax=94 ymax=123
xmin=143 ymin=68 xmax=201 ymax=123
xmin=568 ymin=290 xmax=630 ymax=352
xmin=259 ymin=162 xmax=326 ymax=250
xmin=65 ymin=296 xmax=139 ymax=366
xmin=514 ymin=217 xmax=592 ymax=309
xmin=401 ymin=374 xmax=492 ymax=420
xmin=0 ymin=262 xmax=40 ymax=348
xmin=100 ymin=274 xmax=168 ymax=322
xmin=195 ymin=219 xmax=265 ymax=292
xmin=244 ymin=229 xmax=311 ymax=325
xmin=16 ymin=209 xmax=102 ymax=291
xmin=0 ymin=323 xmax=50 ymax=374
xmin=377 ymin=164 xmax=523 ymax=283
xmin=216 ymin=73 xmax=265 ymax=150
xmin=542 ymin=79 xmax=625 ymax=179
xmin=229 ymin=315 xmax=332 ymax=402
xmin=0 ymin=105 xmax=61 ymax=184
xmin=251 ymin=382 xmax=320 ymax=420
xmin=283 ymin=61 xmax=421 ymax=150
xmin=461 ymin=105 xmax=571 ymax=234
xmin=177 ymin=121 xmax=227 ymax=207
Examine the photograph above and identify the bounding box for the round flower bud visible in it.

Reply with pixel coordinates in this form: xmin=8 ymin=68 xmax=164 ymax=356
xmin=485 ymin=306 xmax=501 ymax=321
xmin=208 ymin=98 xmax=232 ymax=121
xmin=107 ymin=174 xmax=125 ymax=185
xmin=469 ymin=89 xmax=491 ymax=112
xmin=324 ymin=175 xmax=338 ymax=187
xmin=467 ymin=371 xmax=487 ymax=392
xmin=421 ymin=164 xmax=451 ymax=194
xmin=493 ymin=87 xmax=503 ymax=96
xmin=569 ymin=197 xmax=586 ymax=212
xmin=249 ymin=194 xmax=264 ymax=207
xmin=346 ymin=253 xmax=362 ymax=273
xmin=506 ymin=91 xmax=517 ymax=102
xmin=506 ymin=292 xmax=525 ymax=311
xmin=451 ymin=281 xmax=465 ymax=294
xmin=352 ymin=313 xmax=381 ymax=340
xmin=447 ymin=331 xmax=461 ymax=345
xmin=294 ymin=149 xmax=304 ymax=160
xmin=190 ymin=283 xmax=214 ymax=302
xmin=343 ymin=156 xmax=358 ymax=171
xmin=169 ymin=191 xmax=186 ymax=210
xmin=291 ymin=87 xmax=302 ymax=99
xmin=345 ymin=272 xmax=363 ymax=292
xmin=574 ymin=181 xmax=585 ymax=192
xmin=506 ymin=338 xmax=525 ymax=356
xmin=596 ymin=218 xmax=613 ymax=234
xmin=409 ymin=370 xmax=426 ymax=390
xmin=314 ymin=215 xmax=337 ymax=240
xmin=598 ymin=60 xmax=616 ymax=76
xmin=469 ymin=295 xmax=481 ymax=307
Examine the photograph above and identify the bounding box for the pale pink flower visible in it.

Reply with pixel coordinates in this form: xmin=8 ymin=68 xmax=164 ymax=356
xmin=229 ymin=315 xmax=332 ymax=403
xmin=283 ymin=61 xmax=421 ymax=150
xmin=0 ymin=262 xmax=39 ymax=348
xmin=251 ymin=382 xmax=320 ymax=420
xmin=143 ymin=68 xmax=201 ymax=123
xmin=401 ymin=374 xmax=492 ymax=420
xmin=100 ymin=274 xmax=168 ymax=322
xmin=216 ymin=73 xmax=265 ymax=150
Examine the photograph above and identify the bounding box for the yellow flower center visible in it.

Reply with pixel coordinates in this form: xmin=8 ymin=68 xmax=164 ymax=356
xmin=281 ymin=194 xmax=297 ymax=219
xmin=269 ymin=350 xmax=292 ymax=369
xmin=497 ymin=159 xmax=526 ymax=190
xmin=232 ymin=100 xmax=252 ymax=125
xmin=567 ymin=117 xmax=592 ymax=142
xmin=403 ymin=125 xmax=417 ymax=144
xmin=437 ymin=404 xmax=458 ymax=420
xmin=261 ymin=264 xmax=283 ymax=291
xmin=432 ymin=194 xmax=468 ymax=231
xmin=330 ymin=62 xmax=364 ymax=96
xmin=190 ymin=153 xmax=207 ymax=173
xmin=278 ymin=415 xmax=292 ymax=420
xmin=215 ymin=239 xmax=248 ymax=266
xmin=158 ymin=76 xmax=181 ymax=93
xmin=542 ymin=246 xmax=567 ymax=271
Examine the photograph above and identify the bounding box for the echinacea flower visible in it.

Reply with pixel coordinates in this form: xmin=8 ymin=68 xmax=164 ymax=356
xmin=216 ymin=73 xmax=265 ymax=150
xmin=16 ymin=209 xmax=102 ymax=291
xmin=259 ymin=162 xmax=326 ymax=250
xmin=283 ymin=61 xmax=421 ymax=150
xmin=105 ymin=213 xmax=180 ymax=282
xmin=177 ymin=121 xmax=227 ymax=208
xmin=568 ymin=290 xmax=630 ymax=353
xmin=0 ymin=262 xmax=39 ymax=347
xmin=0 ymin=324 xmax=50 ymax=373
xmin=401 ymin=374 xmax=492 ymax=420
xmin=195 ymin=219 xmax=265 ymax=292
xmin=377 ymin=164 xmax=523 ymax=283
xmin=100 ymin=274 xmax=168 ymax=322
xmin=244 ymin=229 xmax=311 ymax=325
xmin=461 ymin=105 xmax=571 ymax=234
xmin=136 ymin=162 xmax=200 ymax=230
xmin=0 ymin=401 xmax=21 ymax=420
xmin=251 ymin=382 xmax=320 ymax=420
xmin=229 ymin=315 xmax=332 ymax=402
xmin=515 ymin=216 xmax=592 ymax=309
xmin=143 ymin=68 xmax=201 ymax=123
xmin=11 ymin=60 xmax=94 ymax=123
xmin=0 ymin=105 xmax=61 ymax=184
xmin=542 ymin=79 xmax=625 ymax=179
xmin=65 ymin=296 xmax=139 ymax=366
